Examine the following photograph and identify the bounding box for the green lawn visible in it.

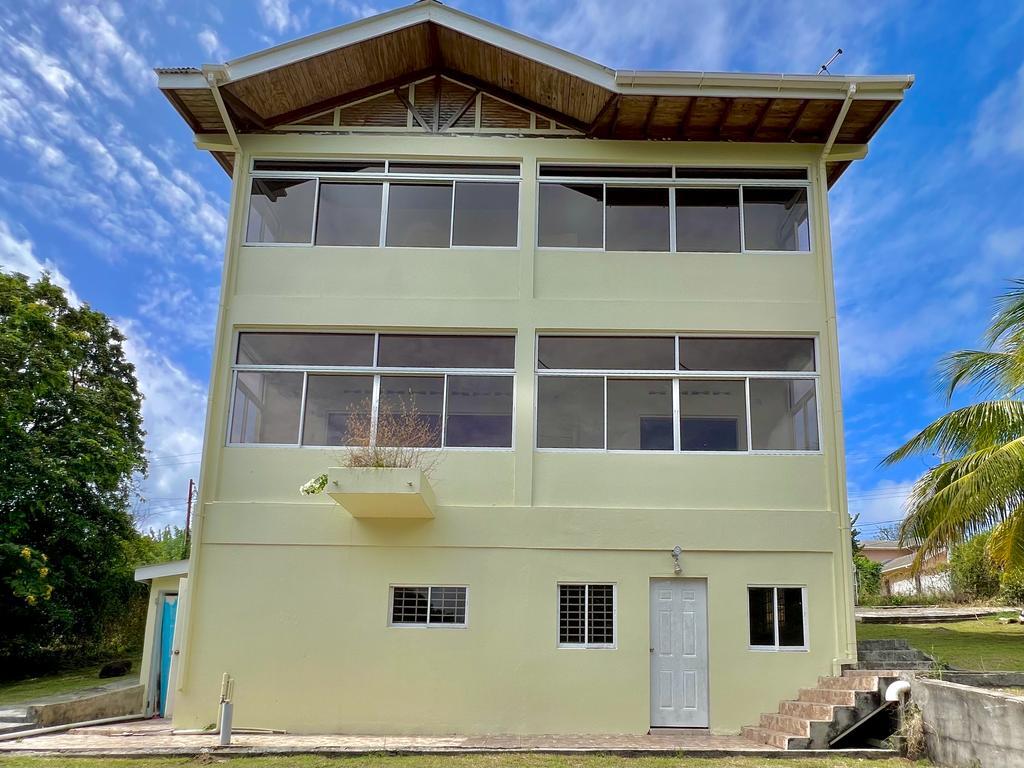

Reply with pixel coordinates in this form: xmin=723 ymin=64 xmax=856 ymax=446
xmin=857 ymin=613 xmax=1024 ymax=670
xmin=0 ymin=757 xmax=926 ymax=768
xmin=0 ymin=653 xmax=141 ymax=706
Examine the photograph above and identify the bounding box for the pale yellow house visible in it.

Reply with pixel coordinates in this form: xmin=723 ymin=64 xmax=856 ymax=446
xmin=151 ymin=0 xmax=912 ymax=740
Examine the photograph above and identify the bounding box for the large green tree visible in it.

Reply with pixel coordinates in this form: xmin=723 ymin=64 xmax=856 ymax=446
xmin=884 ymin=279 xmax=1024 ymax=571
xmin=0 ymin=272 xmax=147 ymax=673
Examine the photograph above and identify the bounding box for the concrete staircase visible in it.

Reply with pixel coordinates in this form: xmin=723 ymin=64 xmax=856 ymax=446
xmin=854 ymin=638 xmax=941 ymax=670
xmin=0 ymin=707 xmax=35 ymax=737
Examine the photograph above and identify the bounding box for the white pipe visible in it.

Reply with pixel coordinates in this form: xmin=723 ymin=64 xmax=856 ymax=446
xmin=886 ymin=679 xmax=912 ymax=703
xmin=218 ymin=700 xmax=233 ymax=746
xmin=0 ymin=714 xmax=149 ymax=742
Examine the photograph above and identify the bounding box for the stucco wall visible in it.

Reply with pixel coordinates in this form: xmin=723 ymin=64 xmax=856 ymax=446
xmin=175 ymin=133 xmax=857 ymax=735
xmin=912 ymin=677 xmax=1024 ymax=768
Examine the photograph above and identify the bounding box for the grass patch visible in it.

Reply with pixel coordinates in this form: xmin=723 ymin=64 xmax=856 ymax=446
xmin=0 ymin=652 xmax=141 ymax=706
xmin=0 ymin=757 xmax=926 ymax=768
xmin=858 ymin=612 xmax=1024 ymax=670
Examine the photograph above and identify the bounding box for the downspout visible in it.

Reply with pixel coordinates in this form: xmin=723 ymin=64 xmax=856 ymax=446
xmin=816 ymin=82 xmax=860 ymax=669
xmin=202 ymin=65 xmax=240 ymax=152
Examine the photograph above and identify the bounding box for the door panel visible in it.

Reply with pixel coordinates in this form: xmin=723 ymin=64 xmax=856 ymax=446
xmin=158 ymin=594 xmax=178 ymax=717
xmin=650 ymin=578 xmax=708 ymax=727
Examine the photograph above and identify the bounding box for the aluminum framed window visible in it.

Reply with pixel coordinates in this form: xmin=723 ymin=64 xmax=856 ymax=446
xmin=245 ymin=159 xmax=521 ymax=248
xmin=558 ymin=583 xmax=616 ymax=648
xmin=536 ymin=164 xmax=812 ymax=253
xmin=747 ymin=585 xmax=808 ymax=651
xmin=535 ymin=335 xmax=821 ymax=454
xmin=390 ymin=585 xmax=468 ymax=628
xmin=228 ymin=331 xmax=515 ymax=450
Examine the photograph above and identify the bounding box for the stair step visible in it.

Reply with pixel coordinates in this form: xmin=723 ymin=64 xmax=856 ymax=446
xmin=0 ymin=722 xmax=36 ymax=736
xmin=741 ymin=725 xmax=811 ymax=750
xmin=798 ymin=687 xmax=857 ymax=706
xmin=760 ymin=712 xmax=818 ymax=737
xmin=857 ymin=639 xmax=910 ymax=651
xmin=844 ymin=668 xmax=907 ymax=677
xmin=780 ymin=700 xmax=838 ymax=720
xmin=859 ymin=649 xmax=933 ymax=663
xmin=0 ymin=708 xmax=31 ymax=723
xmin=819 ymin=674 xmax=880 ymax=691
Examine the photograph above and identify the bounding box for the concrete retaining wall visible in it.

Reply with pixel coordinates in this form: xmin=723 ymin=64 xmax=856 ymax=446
xmin=911 ymin=677 xmax=1024 ymax=768
xmin=28 ymin=684 xmax=143 ymax=728
xmin=936 ymin=671 xmax=1024 ymax=688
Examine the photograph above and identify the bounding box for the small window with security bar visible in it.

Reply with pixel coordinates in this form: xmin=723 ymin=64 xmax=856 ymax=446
xmin=245 ymin=160 xmax=521 ymax=248
xmin=390 ymin=585 xmax=468 ymax=627
xmin=558 ymin=583 xmax=615 ymax=648
xmin=537 ymin=165 xmax=810 ymax=253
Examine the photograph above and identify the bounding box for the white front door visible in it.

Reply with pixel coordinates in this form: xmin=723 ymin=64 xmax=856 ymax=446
xmin=650 ymin=578 xmax=709 ymax=727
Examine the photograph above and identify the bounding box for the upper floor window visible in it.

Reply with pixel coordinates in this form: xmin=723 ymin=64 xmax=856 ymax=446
xmin=245 ymin=160 xmax=520 ymax=248
xmin=229 ymin=332 xmax=515 ymax=449
xmin=536 ymin=336 xmax=820 ymax=453
xmin=536 ymin=165 xmax=810 ymax=253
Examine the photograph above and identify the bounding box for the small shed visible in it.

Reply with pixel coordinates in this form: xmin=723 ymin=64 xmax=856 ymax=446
xmin=134 ymin=560 xmax=189 ymax=717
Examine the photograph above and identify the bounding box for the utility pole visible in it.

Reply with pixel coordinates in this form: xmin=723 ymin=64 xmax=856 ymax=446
xmin=184 ymin=478 xmax=195 ymax=558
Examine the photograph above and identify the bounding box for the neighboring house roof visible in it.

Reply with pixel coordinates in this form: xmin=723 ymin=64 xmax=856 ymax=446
xmin=155 ymin=0 xmax=913 ymax=182
xmin=880 ymin=553 xmax=917 ymax=573
xmin=134 ymin=559 xmax=190 ymax=583
xmin=860 ymin=539 xmax=909 ymax=550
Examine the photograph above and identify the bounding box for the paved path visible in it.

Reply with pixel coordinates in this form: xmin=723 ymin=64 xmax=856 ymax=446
xmin=856 ymin=605 xmax=1013 ymax=623
xmin=0 ymin=718 xmax=784 ymax=756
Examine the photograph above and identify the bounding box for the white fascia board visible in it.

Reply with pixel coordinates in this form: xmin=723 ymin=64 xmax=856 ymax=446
xmin=157 ymin=70 xmax=209 ymax=90
xmin=217 ymin=0 xmax=616 ymax=89
xmin=134 ymin=559 xmax=190 ymax=583
xmin=615 ymin=70 xmax=915 ymax=100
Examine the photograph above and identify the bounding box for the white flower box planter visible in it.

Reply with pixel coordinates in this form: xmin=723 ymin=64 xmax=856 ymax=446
xmin=326 ymin=467 xmax=436 ymax=518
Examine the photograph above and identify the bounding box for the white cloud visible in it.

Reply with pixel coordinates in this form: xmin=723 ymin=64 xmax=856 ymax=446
xmin=58 ymin=2 xmax=156 ymax=96
xmin=197 ymin=27 xmax=226 ymax=59
xmin=258 ymin=0 xmax=301 ymax=34
xmin=9 ymin=39 xmax=83 ymax=99
xmin=0 ymin=215 xmax=79 ymax=303
xmin=972 ymin=63 xmax=1024 ymax=161
xmin=847 ymin=480 xmax=915 ymax=530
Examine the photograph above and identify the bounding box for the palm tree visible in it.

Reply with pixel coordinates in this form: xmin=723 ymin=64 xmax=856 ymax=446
xmin=882 ymin=280 xmax=1024 ymax=571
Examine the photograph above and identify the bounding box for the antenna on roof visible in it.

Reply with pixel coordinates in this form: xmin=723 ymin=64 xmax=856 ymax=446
xmin=818 ymin=48 xmax=843 ymax=75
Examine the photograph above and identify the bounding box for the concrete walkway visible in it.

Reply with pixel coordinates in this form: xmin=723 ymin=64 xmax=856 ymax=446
xmin=856 ymin=605 xmax=1013 ymax=623
xmin=0 ymin=718 xmax=796 ymax=756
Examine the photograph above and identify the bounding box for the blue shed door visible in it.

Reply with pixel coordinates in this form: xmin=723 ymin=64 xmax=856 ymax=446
xmin=158 ymin=594 xmax=178 ymax=717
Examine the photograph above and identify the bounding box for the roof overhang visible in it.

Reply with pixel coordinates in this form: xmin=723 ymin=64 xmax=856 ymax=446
xmin=156 ymin=0 xmax=913 ymax=184
xmin=134 ymin=559 xmax=190 ymax=583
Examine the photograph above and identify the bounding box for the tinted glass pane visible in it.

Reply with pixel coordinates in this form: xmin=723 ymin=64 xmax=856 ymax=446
xmin=605 ymin=187 xmax=670 ymax=251
xmin=748 ymin=587 xmax=775 ymax=646
xmin=391 ymin=586 xmax=429 ymax=624
xmin=253 ymin=160 xmax=384 ymax=173
xmin=679 ymin=379 xmax=747 ymax=451
xmin=680 ymin=338 xmax=815 ymax=372
xmin=777 ymin=588 xmax=805 ymax=647
xmin=559 ymin=584 xmax=586 ymax=644
xmin=743 ymin=187 xmax=810 ymax=251
xmin=675 ymin=188 xmax=741 ymax=252
xmin=587 ymin=585 xmax=615 ymax=644
xmin=537 ymin=376 xmax=604 ymax=449
xmin=607 ymin=379 xmax=673 ymax=450
xmin=236 ymin=333 xmax=374 ymax=366
xmin=315 ymin=183 xmax=382 ymax=246
xmin=675 ymin=167 xmax=807 ymax=180
xmin=537 ymin=336 xmax=674 ymax=370
xmin=750 ymin=378 xmax=819 ymax=451
xmin=452 ymin=182 xmax=518 ymax=246
xmin=246 ymin=178 xmax=316 ymax=243
xmin=537 ymin=184 xmax=603 ymax=248
xmin=540 ymin=165 xmax=671 ymax=178
xmin=378 ymin=375 xmax=444 ymax=447
xmin=301 ymin=375 xmax=373 ymax=446
xmin=389 ymin=162 xmax=519 ymax=176
xmin=385 ymin=183 xmax=453 ymax=247
xmin=429 ymin=586 xmax=467 ymax=624
xmin=377 ymin=335 xmax=514 ymax=368
xmin=445 ymin=375 xmax=513 ymax=448
xmin=229 ymin=371 xmax=303 ymax=444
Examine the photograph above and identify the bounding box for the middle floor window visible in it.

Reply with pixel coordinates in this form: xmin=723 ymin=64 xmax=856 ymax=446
xmin=536 ymin=335 xmax=820 ymax=453
xmin=229 ymin=332 xmax=515 ymax=448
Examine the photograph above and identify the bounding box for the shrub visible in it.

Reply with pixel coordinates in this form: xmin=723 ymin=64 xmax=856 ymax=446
xmin=854 ymin=554 xmax=882 ymax=601
xmin=1000 ymin=569 xmax=1024 ymax=606
xmin=949 ymin=533 xmax=1001 ymax=600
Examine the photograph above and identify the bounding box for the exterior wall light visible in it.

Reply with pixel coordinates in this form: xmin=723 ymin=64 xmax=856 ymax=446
xmin=671 ymin=546 xmax=682 ymax=575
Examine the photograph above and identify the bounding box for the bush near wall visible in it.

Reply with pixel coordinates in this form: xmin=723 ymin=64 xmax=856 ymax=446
xmin=1001 ymin=569 xmax=1024 ymax=605
xmin=855 ymin=554 xmax=882 ymax=601
xmin=949 ymin=533 xmax=1001 ymax=600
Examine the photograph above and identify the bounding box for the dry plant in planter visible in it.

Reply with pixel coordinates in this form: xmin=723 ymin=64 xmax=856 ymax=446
xmin=300 ymin=398 xmax=442 ymax=496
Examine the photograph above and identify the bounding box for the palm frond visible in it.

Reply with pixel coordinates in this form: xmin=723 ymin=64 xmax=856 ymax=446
xmin=987 ymin=503 xmax=1024 ymax=571
xmin=881 ymin=400 xmax=1024 ymax=465
xmin=939 ymin=350 xmax=1024 ymax=400
xmin=985 ymin=279 xmax=1024 ymax=347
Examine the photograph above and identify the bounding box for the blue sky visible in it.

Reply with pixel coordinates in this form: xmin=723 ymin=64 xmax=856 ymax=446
xmin=1 ymin=1 xmax=1022 ymax=534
